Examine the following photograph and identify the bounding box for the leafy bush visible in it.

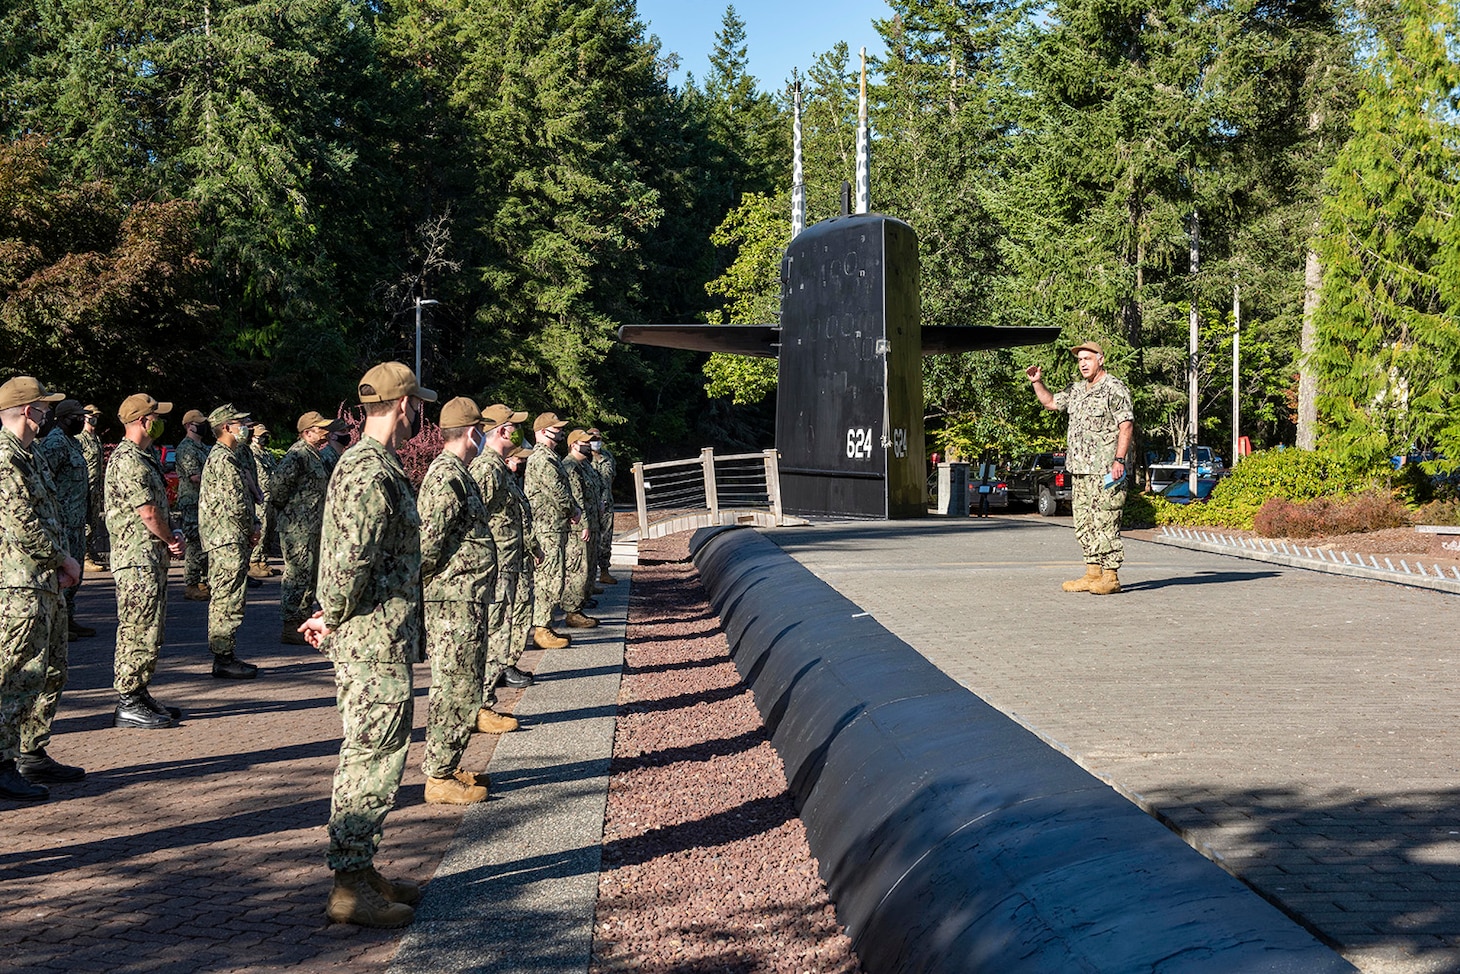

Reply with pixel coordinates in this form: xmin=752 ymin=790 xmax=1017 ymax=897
xmin=1413 ymin=498 xmax=1460 ymax=526
xmin=1253 ymin=491 xmax=1409 ymax=537
xmin=1151 ymin=448 xmax=1372 ymax=529
xmin=1122 ymin=489 xmax=1158 ymax=528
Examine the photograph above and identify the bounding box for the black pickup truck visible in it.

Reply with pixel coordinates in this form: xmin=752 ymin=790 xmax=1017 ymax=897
xmin=1003 ymin=451 xmax=1071 ymax=516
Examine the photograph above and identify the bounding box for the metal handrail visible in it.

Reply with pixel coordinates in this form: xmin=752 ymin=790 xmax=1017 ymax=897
xmin=631 ymin=448 xmax=790 ymax=539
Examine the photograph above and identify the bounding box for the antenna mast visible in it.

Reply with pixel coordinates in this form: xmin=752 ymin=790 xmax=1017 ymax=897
xmin=856 ymin=48 xmax=870 ymax=214
xmin=792 ymin=81 xmax=805 ymax=239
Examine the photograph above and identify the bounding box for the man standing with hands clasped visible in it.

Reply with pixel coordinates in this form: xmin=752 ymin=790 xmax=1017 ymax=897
xmin=1026 ymin=341 xmax=1134 ymax=595
xmin=300 ymin=361 xmax=433 ymax=928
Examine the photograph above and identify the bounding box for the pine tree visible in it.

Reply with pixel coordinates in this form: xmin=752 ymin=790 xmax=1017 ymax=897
xmin=1311 ymin=0 xmax=1460 ymax=469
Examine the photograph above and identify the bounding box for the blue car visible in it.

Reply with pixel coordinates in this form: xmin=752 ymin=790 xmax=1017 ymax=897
xmin=1157 ymin=478 xmax=1218 ymax=505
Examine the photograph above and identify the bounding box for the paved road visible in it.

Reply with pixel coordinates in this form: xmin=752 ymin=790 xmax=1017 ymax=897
xmin=766 ymin=514 xmax=1460 ymax=974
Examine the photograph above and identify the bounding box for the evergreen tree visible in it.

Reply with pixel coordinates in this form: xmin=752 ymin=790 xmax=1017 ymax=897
xmin=1311 ymin=0 xmax=1460 ymax=469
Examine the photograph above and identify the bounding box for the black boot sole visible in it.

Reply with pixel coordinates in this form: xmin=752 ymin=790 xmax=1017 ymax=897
xmin=114 ymin=715 xmax=176 ymax=729
xmin=0 ymin=787 xmax=49 ymax=802
xmin=18 ymin=768 xmax=85 ymax=783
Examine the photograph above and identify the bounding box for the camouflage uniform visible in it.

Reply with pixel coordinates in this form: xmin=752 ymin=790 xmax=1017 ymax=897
xmin=525 ymin=443 xmax=579 ymax=624
xmin=563 ymin=454 xmax=600 ymax=609
xmin=591 ymin=442 xmax=616 ymax=574
xmin=199 ymin=442 xmax=256 ymax=658
xmin=0 ymin=428 xmax=70 ymax=761
xmin=105 ymin=439 xmax=171 ymax=694
xmin=419 ymin=451 xmax=498 ymax=779
xmin=1053 ymin=374 xmax=1135 ymax=569
xmin=318 ymin=435 xmax=422 ymax=873
xmin=471 ymin=448 xmax=534 ymax=700
xmin=77 ymin=426 xmax=106 ymax=563
xmin=34 ymin=426 xmax=88 ymax=618
xmin=269 ymin=438 xmax=329 ymax=627
xmin=174 ymin=435 xmax=210 ymax=587
xmin=321 ymin=440 xmax=344 ymax=479
xmin=250 ymin=439 xmax=279 ymax=568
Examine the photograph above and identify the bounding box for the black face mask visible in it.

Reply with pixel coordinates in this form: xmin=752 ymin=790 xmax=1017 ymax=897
xmin=407 ymin=403 xmax=423 ymax=440
xmin=61 ymin=416 xmax=85 ymax=436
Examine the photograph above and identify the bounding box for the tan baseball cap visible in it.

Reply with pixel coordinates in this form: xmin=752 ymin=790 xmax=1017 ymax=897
xmin=508 ymin=444 xmax=533 ymax=459
xmin=482 ymin=403 xmax=529 ymax=429
xmin=297 ymin=410 xmax=349 ymax=433
xmin=1071 ymin=341 xmax=1104 ymax=357
xmin=54 ymin=399 xmax=86 ymax=419
xmin=181 ymin=409 xmax=208 ymax=426
xmin=358 ymin=361 xmax=437 ymax=404
xmin=253 ymin=424 xmax=270 ymax=437
xmin=118 ymin=394 xmax=173 ymax=425
xmin=567 ymin=428 xmax=591 ymax=446
xmin=439 ymin=396 xmax=485 ymax=430
xmin=533 ymin=411 xmax=566 ymax=433
xmin=0 ymin=377 xmax=65 ymax=411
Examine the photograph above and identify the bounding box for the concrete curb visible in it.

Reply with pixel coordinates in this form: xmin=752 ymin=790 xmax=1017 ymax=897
xmin=388 ymin=577 xmax=630 ymax=974
xmin=1148 ymin=528 xmax=1460 ymax=596
xmin=690 ymin=525 xmax=1356 ymax=974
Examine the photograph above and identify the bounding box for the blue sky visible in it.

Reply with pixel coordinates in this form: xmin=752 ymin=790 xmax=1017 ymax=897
xmin=635 ymin=0 xmax=891 ymax=92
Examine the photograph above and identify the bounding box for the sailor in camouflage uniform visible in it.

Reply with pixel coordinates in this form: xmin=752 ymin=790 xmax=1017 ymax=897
xmin=300 ymin=362 xmax=434 ymax=929
xmin=320 ymin=428 xmax=349 ymax=479
xmin=199 ymin=404 xmax=261 ymax=679
xmin=78 ymin=405 xmax=107 ymax=570
xmin=419 ymin=398 xmax=511 ymax=808
xmin=470 ymin=406 xmax=540 ymax=702
xmin=1027 ymin=341 xmax=1135 ymax=595
xmin=269 ymin=411 xmax=343 ymax=644
xmin=526 ymin=413 xmax=595 ymax=639
xmin=562 ymin=430 xmax=603 ymax=622
xmin=248 ymin=424 xmax=280 ymax=578
xmin=504 ymin=444 xmax=543 ymax=654
xmin=0 ymin=377 xmax=85 ymax=801
xmin=175 ymin=409 xmax=212 ymax=601
xmin=588 ymin=429 xmax=618 ymax=585
xmin=107 ymin=393 xmax=185 ymax=729
xmin=35 ymin=399 xmax=94 ymax=639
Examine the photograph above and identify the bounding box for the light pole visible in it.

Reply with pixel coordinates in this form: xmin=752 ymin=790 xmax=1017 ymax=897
xmin=414 ymin=297 xmax=439 ymax=381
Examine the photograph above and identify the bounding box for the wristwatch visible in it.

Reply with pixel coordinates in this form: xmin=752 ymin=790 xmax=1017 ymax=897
xmin=1114 ymin=455 xmax=1127 ymax=464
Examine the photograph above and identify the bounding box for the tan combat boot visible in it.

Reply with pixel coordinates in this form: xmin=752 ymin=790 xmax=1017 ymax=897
xmin=184 ymin=583 xmax=210 ymax=601
xmin=1061 ymin=565 xmax=1102 ymax=593
xmin=247 ymin=562 xmax=272 ymax=580
xmin=563 ymin=611 xmax=599 ymax=629
xmin=1089 ymin=568 xmax=1121 ymax=595
xmin=325 ymin=868 xmax=414 ymax=927
xmin=365 ymin=865 xmax=422 ymax=906
xmin=475 ymin=709 xmax=519 ymax=734
xmin=425 ymin=769 xmax=489 ymax=804
xmin=532 ymin=626 xmax=569 ymax=650
xmin=598 ymin=568 xmax=618 ymax=585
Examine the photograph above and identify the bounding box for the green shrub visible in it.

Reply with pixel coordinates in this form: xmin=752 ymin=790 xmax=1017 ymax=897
xmin=1122 ymin=489 xmax=1158 ymax=528
xmin=1150 ymin=448 xmax=1371 ymax=530
xmin=1414 ymin=498 xmax=1460 ymax=526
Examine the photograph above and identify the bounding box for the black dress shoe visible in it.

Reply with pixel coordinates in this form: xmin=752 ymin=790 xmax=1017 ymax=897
xmin=212 ymin=654 xmax=259 ymax=679
xmin=17 ymin=749 xmax=85 ymax=783
xmin=246 ymin=575 xmax=263 ymax=588
xmin=139 ymin=686 xmax=183 ymax=720
xmin=501 ymin=665 xmax=534 ymax=688
xmin=115 ymin=692 xmax=176 ymax=729
xmin=0 ymin=761 xmax=48 ymax=801
xmin=583 ymin=598 xmax=599 ymax=609
xmin=68 ymin=621 xmax=96 ymax=638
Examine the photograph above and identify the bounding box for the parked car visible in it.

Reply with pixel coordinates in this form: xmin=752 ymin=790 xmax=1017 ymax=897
xmin=1148 ymin=446 xmax=1225 ymax=492
xmin=1004 ymin=451 xmax=1071 ymax=516
xmin=156 ymin=445 xmax=179 ymax=507
xmin=1157 ymin=477 xmax=1219 ymax=505
xmin=926 ymin=463 xmax=1010 ymax=512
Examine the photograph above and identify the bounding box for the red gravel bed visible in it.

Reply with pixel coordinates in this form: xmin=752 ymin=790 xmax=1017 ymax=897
xmin=592 ymin=535 xmax=862 ymax=974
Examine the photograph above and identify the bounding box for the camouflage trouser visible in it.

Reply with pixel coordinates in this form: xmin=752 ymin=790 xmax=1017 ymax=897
xmin=278 ymin=521 xmax=320 ymax=626
xmin=251 ymin=502 xmax=276 ymax=565
xmin=180 ymin=504 xmax=208 ymax=586
xmin=86 ymin=494 xmax=108 ymax=563
xmin=1072 ymin=473 xmax=1127 ymax=570
xmin=112 ymin=562 xmax=167 ymax=694
xmin=207 ymin=542 xmax=248 ymax=657
xmin=327 ymin=658 xmax=413 ymax=872
xmin=564 ymin=526 xmax=592 ymax=612
xmin=483 ymin=567 xmax=529 ymax=704
xmin=0 ymin=588 xmax=64 ymax=760
xmin=422 ymin=600 xmax=487 ymax=779
xmin=598 ymin=502 xmax=613 ymax=572
xmin=532 ymin=528 xmax=568 ymax=626
xmin=62 ymin=525 xmax=84 ymax=617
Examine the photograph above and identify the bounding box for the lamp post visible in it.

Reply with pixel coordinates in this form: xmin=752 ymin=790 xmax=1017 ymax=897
xmin=414 ymin=297 xmax=439 ymax=381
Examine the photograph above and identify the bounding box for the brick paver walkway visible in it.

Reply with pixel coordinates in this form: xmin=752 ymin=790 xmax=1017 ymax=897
xmin=767 ymin=515 xmax=1460 ymax=974
xmin=1 ymin=566 xmax=525 ymax=974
